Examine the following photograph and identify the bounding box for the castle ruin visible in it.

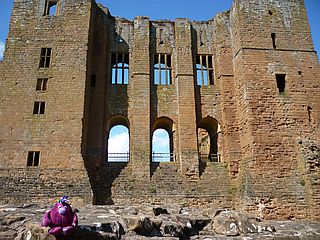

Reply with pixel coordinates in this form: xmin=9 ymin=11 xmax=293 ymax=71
xmin=0 ymin=0 xmax=319 ymax=220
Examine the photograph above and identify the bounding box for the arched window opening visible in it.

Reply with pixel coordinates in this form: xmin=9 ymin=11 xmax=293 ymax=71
xmin=106 ymin=115 xmax=130 ymax=162
xmin=197 ymin=117 xmax=220 ymax=162
xmin=111 ymin=53 xmax=129 ymax=85
xmin=154 ymin=54 xmax=172 ymax=85
xmin=107 ymin=125 xmax=129 ymax=162
xmin=152 ymin=129 xmax=171 ymax=162
xmin=152 ymin=117 xmax=175 ymax=162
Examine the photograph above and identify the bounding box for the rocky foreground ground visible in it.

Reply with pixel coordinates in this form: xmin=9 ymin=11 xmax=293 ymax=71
xmin=0 ymin=204 xmax=319 ymax=240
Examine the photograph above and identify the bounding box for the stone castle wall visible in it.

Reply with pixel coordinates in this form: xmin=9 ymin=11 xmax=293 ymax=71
xmin=0 ymin=0 xmax=94 ymax=203
xmin=0 ymin=0 xmax=319 ymax=220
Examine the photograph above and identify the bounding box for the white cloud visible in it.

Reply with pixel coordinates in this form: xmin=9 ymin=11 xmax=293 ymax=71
xmin=0 ymin=42 xmax=4 ymax=60
xmin=108 ymin=132 xmax=129 ymax=153
xmin=107 ymin=128 xmax=170 ymax=157
xmin=152 ymin=129 xmax=169 ymax=153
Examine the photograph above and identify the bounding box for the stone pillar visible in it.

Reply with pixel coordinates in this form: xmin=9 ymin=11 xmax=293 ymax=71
xmin=213 ymin=12 xmax=241 ymax=176
xmin=175 ymin=19 xmax=199 ymax=179
xmin=129 ymin=17 xmax=151 ymax=178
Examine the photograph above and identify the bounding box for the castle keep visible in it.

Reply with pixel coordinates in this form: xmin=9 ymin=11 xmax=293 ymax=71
xmin=0 ymin=0 xmax=319 ymax=220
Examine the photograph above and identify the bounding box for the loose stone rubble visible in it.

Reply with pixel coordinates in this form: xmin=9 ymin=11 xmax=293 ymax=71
xmin=0 ymin=204 xmax=319 ymax=240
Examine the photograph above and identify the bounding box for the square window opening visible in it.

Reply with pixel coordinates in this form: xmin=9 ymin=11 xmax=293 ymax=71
xmin=39 ymin=48 xmax=52 ymax=68
xmin=33 ymin=101 xmax=46 ymax=114
xmin=36 ymin=78 xmax=48 ymax=91
xmin=44 ymin=0 xmax=58 ymax=16
xmin=27 ymin=151 xmax=40 ymax=167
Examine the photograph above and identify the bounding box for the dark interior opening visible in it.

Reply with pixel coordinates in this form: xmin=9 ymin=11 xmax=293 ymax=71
xmin=27 ymin=151 xmax=40 ymax=166
xmin=307 ymin=106 xmax=312 ymax=122
xmin=276 ymin=74 xmax=286 ymax=93
xmin=271 ymin=33 xmax=276 ymax=49
xmin=91 ymin=74 xmax=96 ymax=87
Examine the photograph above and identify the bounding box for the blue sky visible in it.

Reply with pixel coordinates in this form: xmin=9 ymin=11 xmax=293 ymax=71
xmin=0 ymin=0 xmax=319 ymax=60
xmin=108 ymin=126 xmax=169 ymax=153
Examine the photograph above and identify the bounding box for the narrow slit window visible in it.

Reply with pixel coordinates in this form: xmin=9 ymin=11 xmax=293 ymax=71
xmin=111 ymin=53 xmax=129 ymax=85
xmin=276 ymin=74 xmax=286 ymax=93
xmin=154 ymin=54 xmax=172 ymax=85
xmin=271 ymin=33 xmax=276 ymax=49
xmin=36 ymin=78 xmax=48 ymax=91
xmin=33 ymin=101 xmax=46 ymax=114
xmin=200 ymin=31 xmax=205 ymax=46
xmin=27 ymin=151 xmax=40 ymax=166
xmin=39 ymin=48 xmax=52 ymax=68
xmin=159 ymin=29 xmax=164 ymax=45
xmin=307 ymin=106 xmax=312 ymax=123
xmin=196 ymin=55 xmax=214 ymax=86
xmin=44 ymin=0 xmax=58 ymax=16
xmin=117 ymin=27 xmax=124 ymax=43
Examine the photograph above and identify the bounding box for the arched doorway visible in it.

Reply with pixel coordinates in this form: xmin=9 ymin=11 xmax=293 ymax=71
xmin=197 ymin=117 xmax=220 ymax=162
xmin=106 ymin=115 xmax=130 ymax=162
xmin=152 ymin=117 xmax=175 ymax=162
xmin=152 ymin=128 xmax=171 ymax=162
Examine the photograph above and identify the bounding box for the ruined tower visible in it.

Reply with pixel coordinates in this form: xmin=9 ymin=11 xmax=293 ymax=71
xmin=0 ymin=0 xmax=319 ymax=220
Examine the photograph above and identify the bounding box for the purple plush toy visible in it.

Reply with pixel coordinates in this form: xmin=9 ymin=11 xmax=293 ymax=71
xmin=42 ymin=196 xmax=78 ymax=236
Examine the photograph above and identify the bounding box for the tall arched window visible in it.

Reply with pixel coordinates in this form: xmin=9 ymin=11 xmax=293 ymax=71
xmin=111 ymin=53 xmax=129 ymax=85
xmin=152 ymin=117 xmax=175 ymax=162
xmin=152 ymin=129 xmax=170 ymax=162
xmin=106 ymin=115 xmax=130 ymax=162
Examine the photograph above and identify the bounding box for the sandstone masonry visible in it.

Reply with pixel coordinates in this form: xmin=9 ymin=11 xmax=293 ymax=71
xmin=0 ymin=0 xmax=319 ymax=220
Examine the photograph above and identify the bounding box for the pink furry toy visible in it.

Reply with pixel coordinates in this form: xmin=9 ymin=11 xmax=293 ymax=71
xmin=42 ymin=196 xmax=78 ymax=236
